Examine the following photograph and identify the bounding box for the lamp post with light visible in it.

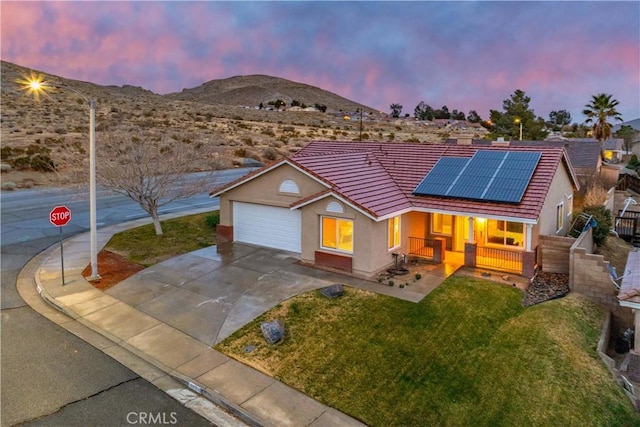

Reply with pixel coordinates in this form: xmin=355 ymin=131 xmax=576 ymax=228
xmin=514 ymin=118 xmax=523 ymax=141
xmin=27 ymin=79 xmax=100 ymax=280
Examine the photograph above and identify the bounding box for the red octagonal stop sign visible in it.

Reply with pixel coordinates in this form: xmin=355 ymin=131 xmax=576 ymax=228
xmin=50 ymin=205 xmax=71 ymax=227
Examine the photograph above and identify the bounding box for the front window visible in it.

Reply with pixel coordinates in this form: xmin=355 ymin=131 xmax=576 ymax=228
xmin=432 ymin=213 xmax=453 ymax=235
xmin=486 ymin=220 xmax=523 ymax=247
xmin=388 ymin=216 xmax=401 ymax=249
xmin=322 ymin=217 xmax=353 ymax=252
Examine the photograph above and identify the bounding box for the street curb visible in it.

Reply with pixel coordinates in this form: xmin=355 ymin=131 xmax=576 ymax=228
xmin=18 ymin=209 xmax=264 ymax=427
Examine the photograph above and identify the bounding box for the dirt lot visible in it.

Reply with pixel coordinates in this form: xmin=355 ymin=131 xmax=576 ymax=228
xmin=81 ymin=250 xmax=144 ymax=290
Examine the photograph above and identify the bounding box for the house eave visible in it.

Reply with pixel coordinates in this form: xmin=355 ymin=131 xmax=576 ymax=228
xmin=209 ymin=159 xmax=330 ymax=198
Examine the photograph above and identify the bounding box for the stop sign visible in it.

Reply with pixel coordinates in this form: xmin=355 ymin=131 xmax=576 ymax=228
xmin=50 ymin=205 xmax=71 ymax=227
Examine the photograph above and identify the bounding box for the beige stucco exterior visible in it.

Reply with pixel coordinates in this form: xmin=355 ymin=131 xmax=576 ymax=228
xmin=537 ymin=159 xmax=575 ymax=238
xmin=218 ymin=163 xmax=326 ymax=227
xmin=215 ymin=155 xmax=577 ymax=278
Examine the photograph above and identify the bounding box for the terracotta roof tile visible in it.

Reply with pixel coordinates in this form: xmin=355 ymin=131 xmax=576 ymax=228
xmin=291 ymin=141 xmax=571 ymax=221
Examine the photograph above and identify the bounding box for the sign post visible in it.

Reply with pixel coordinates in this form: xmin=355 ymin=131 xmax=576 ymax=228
xmin=50 ymin=206 xmax=71 ymax=285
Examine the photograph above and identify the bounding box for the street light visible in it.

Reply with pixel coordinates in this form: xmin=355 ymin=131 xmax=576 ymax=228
xmin=26 ymin=78 xmax=100 ymax=280
xmin=514 ymin=118 xmax=523 ymax=141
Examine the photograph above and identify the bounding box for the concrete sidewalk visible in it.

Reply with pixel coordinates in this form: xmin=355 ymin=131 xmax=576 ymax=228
xmin=18 ymin=214 xmax=367 ymax=427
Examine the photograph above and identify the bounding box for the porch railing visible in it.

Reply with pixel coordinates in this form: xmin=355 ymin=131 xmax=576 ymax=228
xmin=408 ymin=236 xmax=436 ymax=259
xmin=476 ymin=246 xmax=523 ymax=274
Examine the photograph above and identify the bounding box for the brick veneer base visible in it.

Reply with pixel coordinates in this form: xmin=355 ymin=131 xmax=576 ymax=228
xmin=315 ymin=251 xmax=353 ymax=273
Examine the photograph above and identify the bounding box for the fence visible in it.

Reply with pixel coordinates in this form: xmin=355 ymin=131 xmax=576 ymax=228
xmin=408 ymin=237 xmax=436 ymax=259
xmin=616 ymin=174 xmax=640 ymax=194
xmin=476 ymin=246 xmax=523 ymax=274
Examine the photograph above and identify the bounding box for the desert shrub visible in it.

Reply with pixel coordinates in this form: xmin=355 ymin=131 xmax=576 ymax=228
xmin=205 ymin=212 xmax=220 ymax=228
xmin=262 ymin=147 xmax=279 ymax=161
xmin=11 ymin=156 xmax=31 ymax=170
xmin=234 ymin=148 xmax=247 ymax=157
xmin=31 ymin=154 xmax=56 ymax=172
xmin=261 ymin=127 xmax=275 ymax=137
xmin=581 ymin=205 xmax=613 ymax=246
xmin=1 ymin=146 xmax=13 ymax=160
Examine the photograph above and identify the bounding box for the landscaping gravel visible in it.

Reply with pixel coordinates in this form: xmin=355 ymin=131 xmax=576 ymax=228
xmin=522 ymin=271 xmax=570 ymax=307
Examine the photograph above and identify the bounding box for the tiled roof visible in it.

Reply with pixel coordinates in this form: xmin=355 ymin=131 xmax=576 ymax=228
xmin=291 ymin=141 xmax=575 ymax=221
xmin=211 ymin=141 xmax=577 ymax=223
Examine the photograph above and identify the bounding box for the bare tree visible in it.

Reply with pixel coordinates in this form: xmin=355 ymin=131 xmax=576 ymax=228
xmin=97 ymin=130 xmax=225 ymax=235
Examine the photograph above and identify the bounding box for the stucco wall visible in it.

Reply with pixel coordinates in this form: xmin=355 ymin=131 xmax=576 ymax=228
xmin=300 ymin=196 xmax=393 ymax=277
xmin=538 ymin=161 xmax=575 ymax=236
xmin=218 ymin=164 xmax=326 ymax=226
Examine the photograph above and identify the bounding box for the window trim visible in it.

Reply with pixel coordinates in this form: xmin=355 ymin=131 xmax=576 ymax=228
xmin=556 ymin=202 xmax=564 ymax=233
xmin=320 ymin=216 xmax=354 ymax=254
xmin=485 ymin=219 xmax=525 ymax=249
xmin=388 ymin=216 xmax=401 ymax=250
xmin=432 ymin=213 xmax=453 ymax=236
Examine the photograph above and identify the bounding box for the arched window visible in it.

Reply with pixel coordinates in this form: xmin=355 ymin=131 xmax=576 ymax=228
xmin=326 ymin=201 xmax=344 ymax=213
xmin=279 ymin=179 xmax=300 ymax=195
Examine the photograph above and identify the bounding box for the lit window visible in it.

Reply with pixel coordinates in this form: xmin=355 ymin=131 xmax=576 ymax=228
xmin=322 ymin=217 xmax=353 ymax=252
xmin=487 ymin=220 xmax=523 ymax=247
xmin=432 ymin=213 xmax=453 ymax=235
xmin=388 ymin=216 xmax=401 ymax=249
xmin=556 ymin=203 xmax=564 ymax=232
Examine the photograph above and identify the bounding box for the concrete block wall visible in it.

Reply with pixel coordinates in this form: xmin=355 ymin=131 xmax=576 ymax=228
xmin=570 ymin=247 xmax=617 ymax=307
xmin=539 ymin=234 xmax=574 ymax=274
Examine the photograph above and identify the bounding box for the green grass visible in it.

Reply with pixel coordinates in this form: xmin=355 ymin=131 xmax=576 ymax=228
xmin=217 ymin=276 xmax=640 ymax=427
xmin=104 ymin=211 xmax=216 ymax=266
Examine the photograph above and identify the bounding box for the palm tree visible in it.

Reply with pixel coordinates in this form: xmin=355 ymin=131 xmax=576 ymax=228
xmin=582 ymin=93 xmax=623 ymax=143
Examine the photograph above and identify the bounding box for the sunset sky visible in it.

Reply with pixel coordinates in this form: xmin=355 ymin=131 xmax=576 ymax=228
xmin=2 ymin=1 xmax=638 ymax=123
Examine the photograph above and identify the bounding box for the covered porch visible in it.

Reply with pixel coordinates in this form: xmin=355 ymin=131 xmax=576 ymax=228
xmin=406 ymin=212 xmax=537 ymax=278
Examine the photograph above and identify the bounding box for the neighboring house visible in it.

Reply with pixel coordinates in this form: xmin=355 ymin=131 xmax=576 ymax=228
xmin=210 ymin=141 xmax=579 ymax=279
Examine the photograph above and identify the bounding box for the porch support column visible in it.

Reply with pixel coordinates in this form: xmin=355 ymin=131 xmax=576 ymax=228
xmin=522 ymin=250 xmax=536 ymax=278
xmin=433 ymin=238 xmax=446 ymax=263
xmin=468 ymin=217 xmax=474 ymax=243
xmin=525 ymin=223 xmax=533 ymax=251
xmin=464 ymin=241 xmax=477 ymax=268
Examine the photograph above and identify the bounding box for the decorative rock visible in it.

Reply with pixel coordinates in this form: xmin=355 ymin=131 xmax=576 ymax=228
xmin=243 ymin=345 xmax=257 ymax=353
xmin=522 ymin=271 xmax=570 ymax=307
xmin=261 ymin=319 xmax=285 ymax=344
xmin=320 ymin=284 xmax=344 ymax=299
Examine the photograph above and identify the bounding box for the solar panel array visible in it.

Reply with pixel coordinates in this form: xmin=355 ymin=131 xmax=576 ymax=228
xmin=413 ymin=150 xmax=542 ymax=203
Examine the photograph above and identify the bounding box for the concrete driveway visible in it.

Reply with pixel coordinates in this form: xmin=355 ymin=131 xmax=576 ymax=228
xmin=107 ymin=243 xmax=451 ymax=346
xmin=107 ymin=244 xmax=336 ymax=345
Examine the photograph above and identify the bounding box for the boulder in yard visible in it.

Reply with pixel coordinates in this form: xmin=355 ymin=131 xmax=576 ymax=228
xmin=320 ymin=283 xmax=344 ymax=299
xmin=261 ymin=319 xmax=285 ymax=344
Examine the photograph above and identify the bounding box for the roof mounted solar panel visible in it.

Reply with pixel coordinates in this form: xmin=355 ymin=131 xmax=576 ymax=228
xmin=413 ymin=157 xmax=469 ymax=196
xmin=412 ymin=150 xmax=542 ymax=204
xmin=481 ymin=151 xmax=541 ymax=203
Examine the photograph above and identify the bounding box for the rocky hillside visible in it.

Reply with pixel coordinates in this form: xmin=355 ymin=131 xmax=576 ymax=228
xmin=1 ymin=60 xmax=487 ymax=189
xmin=165 ymin=74 xmax=375 ymax=113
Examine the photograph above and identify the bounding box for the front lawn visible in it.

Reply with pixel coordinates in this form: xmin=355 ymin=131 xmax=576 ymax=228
xmin=217 ymin=276 xmax=639 ymax=426
xmin=104 ymin=211 xmax=216 ymax=266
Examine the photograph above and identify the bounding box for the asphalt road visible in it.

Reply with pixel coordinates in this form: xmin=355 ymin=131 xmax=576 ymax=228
xmin=0 ymin=168 xmax=254 ymax=426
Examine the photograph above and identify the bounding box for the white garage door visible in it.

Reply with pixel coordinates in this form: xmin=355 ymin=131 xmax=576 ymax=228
xmin=233 ymin=202 xmax=301 ymax=253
